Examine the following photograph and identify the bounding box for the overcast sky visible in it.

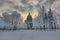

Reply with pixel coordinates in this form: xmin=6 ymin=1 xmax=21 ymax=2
xmin=0 ymin=0 xmax=60 ymax=22
xmin=0 ymin=0 xmax=60 ymax=12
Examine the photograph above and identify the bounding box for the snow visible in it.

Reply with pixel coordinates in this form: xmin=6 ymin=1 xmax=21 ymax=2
xmin=0 ymin=19 xmax=13 ymax=29
xmin=0 ymin=30 xmax=60 ymax=40
xmin=0 ymin=4 xmax=60 ymax=40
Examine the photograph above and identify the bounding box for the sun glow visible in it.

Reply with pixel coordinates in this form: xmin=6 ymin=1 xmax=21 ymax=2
xmin=0 ymin=9 xmax=39 ymax=22
xmin=21 ymin=12 xmax=28 ymax=22
xmin=31 ymin=9 xmax=39 ymax=19
xmin=21 ymin=9 xmax=39 ymax=22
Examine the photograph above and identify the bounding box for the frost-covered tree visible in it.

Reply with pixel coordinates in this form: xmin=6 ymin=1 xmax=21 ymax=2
xmin=2 ymin=11 xmax=23 ymax=29
xmin=48 ymin=8 xmax=56 ymax=29
xmin=40 ymin=6 xmax=46 ymax=28
xmin=43 ymin=13 xmax=48 ymax=29
xmin=34 ymin=6 xmax=46 ymax=28
xmin=2 ymin=12 xmax=12 ymax=23
xmin=11 ymin=11 xmax=20 ymax=29
xmin=25 ymin=13 xmax=33 ymax=29
xmin=2 ymin=12 xmax=9 ymax=23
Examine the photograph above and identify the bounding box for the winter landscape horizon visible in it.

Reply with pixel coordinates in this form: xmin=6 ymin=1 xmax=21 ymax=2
xmin=0 ymin=0 xmax=60 ymax=40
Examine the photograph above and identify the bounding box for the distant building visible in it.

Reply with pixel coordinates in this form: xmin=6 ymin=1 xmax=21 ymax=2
xmin=25 ymin=13 xmax=33 ymax=29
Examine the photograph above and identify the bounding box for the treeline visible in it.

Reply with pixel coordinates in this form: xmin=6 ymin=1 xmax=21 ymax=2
xmin=0 ymin=6 xmax=59 ymax=31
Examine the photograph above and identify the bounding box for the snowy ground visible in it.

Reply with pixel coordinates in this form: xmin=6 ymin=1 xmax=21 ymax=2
xmin=0 ymin=30 xmax=60 ymax=40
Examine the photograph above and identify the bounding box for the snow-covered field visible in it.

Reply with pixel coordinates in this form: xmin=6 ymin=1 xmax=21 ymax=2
xmin=0 ymin=30 xmax=60 ymax=40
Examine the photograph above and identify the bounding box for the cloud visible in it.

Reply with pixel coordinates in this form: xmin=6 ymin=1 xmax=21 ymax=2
xmin=0 ymin=2 xmax=3 ymax=6
xmin=0 ymin=0 xmax=60 ymax=24
xmin=21 ymin=0 xmax=28 ymax=4
xmin=4 ymin=0 xmax=34 ymax=12
xmin=45 ymin=0 xmax=55 ymax=4
xmin=52 ymin=0 xmax=60 ymax=12
xmin=0 ymin=0 xmax=60 ymax=13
